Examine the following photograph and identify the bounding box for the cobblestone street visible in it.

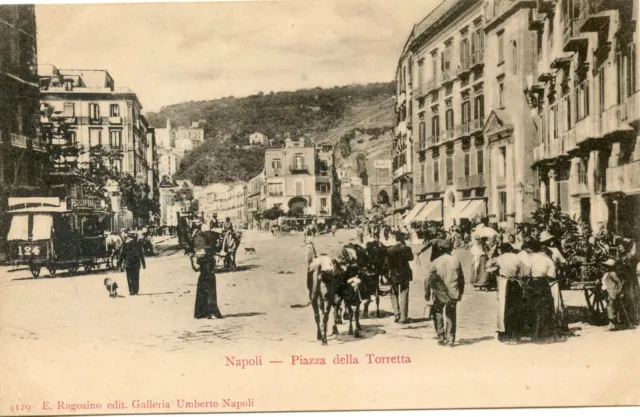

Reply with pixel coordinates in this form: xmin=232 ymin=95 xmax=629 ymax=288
xmin=1 ymin=229 xmax=639 ymax=411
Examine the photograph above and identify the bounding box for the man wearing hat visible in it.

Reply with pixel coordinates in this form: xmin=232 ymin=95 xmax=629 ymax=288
xmin=539 ymin=230 xmax=568 ymax=331
xmin=387 ymin=231 xmax=414 ymax=324
xmin=119 ymin=229 xmax=146 ymax=296
xmin=425 ymin=239 xmax=465 ymax=346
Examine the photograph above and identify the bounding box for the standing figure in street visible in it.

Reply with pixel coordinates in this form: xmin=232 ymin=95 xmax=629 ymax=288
xmin=119 ymin=230 xmax=146 ymax=296
xmin=222 ymin=216 xmax=234 ymax=233
xmin=486 ymin=243 xmax=525 ymax=342
xmin=526 ymin=241 xmax=557 ymax=340
xmin=194 ymin=245 xmax=223 ymax=320
xmin=539 ymin=231 xmax=568 ymax=331
xmin=416 ymin=230 xmax=449 ymax=265
xmin=357 ymin=226 xmax=364 ymax=244
xmin=424 ymin=241 xmax=464 ymax=347
xmin=387 ymin=231 xmax=414 ymax=324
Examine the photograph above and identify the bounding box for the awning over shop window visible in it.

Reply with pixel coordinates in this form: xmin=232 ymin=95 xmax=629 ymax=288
xmin=459 ymin=199 xmax=487 ymax=219
xmin=448 ymin=201 xmax=470 ymax=220
xmin=402 ymin=202 xmax=427 ymax=225
xmin=413 ymin=200 xmax=443 ymax=222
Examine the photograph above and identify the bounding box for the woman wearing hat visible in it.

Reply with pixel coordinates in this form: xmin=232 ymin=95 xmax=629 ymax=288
xmin=526 ymin=241 xmax=557 ymax=340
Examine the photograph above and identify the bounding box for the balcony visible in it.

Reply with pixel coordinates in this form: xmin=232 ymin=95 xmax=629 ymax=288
xmin=626 ymin=90 xmax=640 ymax=125
xmin=566 ymin=129 xmax=577 ymax=152
xmin=441 ymin=70 xmax=454 ymax=86
xmin=428 ymin=134 xmax=439 ymax=146
xmin=457 ymin=58 xmax=471 ymax=77
xmin=455 ymin=122 xmax=471 ymax=139
xmin=600 ymin=104 xmax=633 ymax=137
xmin=109 ymin=116 xmax=122 ymax=125
xmin=528 ymin=9 xmax=544 ymax=31
xmin=440 ymin=129 xmax=452 ymax=143
xmin=456 ymin=174 xmax=486 ymax=189
xmin=470 ymin=50 xmax=484 ymax=70
xmin=578 ymin=0 xmax=622 ymax=32
xmin=469 ymin=118 xmax=483 ymax=135
xmin=575 ymin=114 xmax=600 ymax=145
xmin=496 ymin=175 xmax=506 ymax=187
xmin=10 ymin=133 xmax=28 ymax=148
xmin=32 ymin=139 xmax=48 ymax=152
xmin=606 ymin=160 xmax=640 ymax=193
xmin=289 ymin=164 xmax=309 ymax=174
xmin=88 ymin=117 xmax=102 ymax=125
xmin=426 ymin=77 xmax=439 ymax=94
xmin=563 ymin=22 xmax=588 ymax=53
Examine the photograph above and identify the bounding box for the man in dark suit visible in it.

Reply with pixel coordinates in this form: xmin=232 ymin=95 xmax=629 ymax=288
xmin=387 ymin=231 xmax=414 ymax=324
xmin=120 ymin=230 xmax=146 ymax=296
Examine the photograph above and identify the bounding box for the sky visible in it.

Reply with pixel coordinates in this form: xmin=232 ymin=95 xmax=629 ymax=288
xmin=35 ymin=0 xmax=436 ymax=112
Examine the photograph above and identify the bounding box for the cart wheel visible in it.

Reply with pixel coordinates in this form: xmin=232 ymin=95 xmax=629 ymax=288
xmin=68 ymin=264 xmax=79 ymax=274
xmin=190 ymin=255 xmax=201 ymax=272
xmin=47 ymin=266 xmax=57 ymax=277
xmin=84 ymin=263 xmax=93 ymax=273
xmin=585 ymin=287 xmax=609 ymax=325
xmin=30 ymin=266 xmax=41 ymax=278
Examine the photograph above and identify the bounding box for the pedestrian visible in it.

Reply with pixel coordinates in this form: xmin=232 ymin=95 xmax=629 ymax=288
xmin=387 ymin=231 xmax=414 ymax=324
xmin=526 ymin=241 xmax=557 ymax=340
xmin=194 ymin=245 xmax=223 ymax=320
xmin=357 ymin=226 xmax=364 ymax=244
xmin=539 ymin=231 xmax=568 ymax=331
xmin=486 ymin=243 xmax=525 ymax=342
xmin=601 ymin=258 xmax=630 ymax=330
xmin=424 ymin=240 xmax=464 ymax=347
xmin=119 ymin=230 xmax=146 ymax=296
xmin=617 ymin=240 xmax=640 ymax=326
xmin=416 ymin=229 xmax=449 ymax=265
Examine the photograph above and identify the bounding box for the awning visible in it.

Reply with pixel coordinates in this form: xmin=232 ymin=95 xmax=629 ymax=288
xmin=459 ymin=199 xmax=487 ymax=219
xmin=449 ymin=200 xmax=471 ymax=220
xmin=413 ymin=200 xmax=443 ymax=222
xmin=402 ymin=202 xmax=427 ymax=225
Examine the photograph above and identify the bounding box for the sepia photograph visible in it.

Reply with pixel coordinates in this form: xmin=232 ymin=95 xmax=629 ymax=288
xmin=1 ymin=0 xmax=640 ymax=414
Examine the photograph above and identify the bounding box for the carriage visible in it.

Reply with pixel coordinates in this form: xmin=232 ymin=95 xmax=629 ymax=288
xmin=6 ymin=197 xmax=114 ymax=278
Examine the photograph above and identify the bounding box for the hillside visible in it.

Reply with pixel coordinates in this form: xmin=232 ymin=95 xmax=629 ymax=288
xmin=145 ymin=82 xmax=395 ymax=185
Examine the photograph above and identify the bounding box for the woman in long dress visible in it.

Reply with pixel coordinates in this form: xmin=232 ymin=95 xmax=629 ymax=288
xmin=194 ymin=237 xmax=223 ymax=319
xmin=470 ymin=237 xmax=489 ymax=289
xmin=526 ymin=242 xmax=557 ymax=340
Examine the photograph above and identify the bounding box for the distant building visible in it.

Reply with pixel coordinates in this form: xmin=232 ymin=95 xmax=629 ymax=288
xmin=175 ymin=125 xmax=204 ymax=150
xmin=195 ymin=182 xmax=246 ymax=229
xmin=249 ymin=132 xmax=268 ymax=145
xmin=159 ymin=179 xmax=195 ymax=227
xmin=370 ymin=159 xmax=392 ymax=207
xmin=245 ymin=171 xmax=266 ymax=229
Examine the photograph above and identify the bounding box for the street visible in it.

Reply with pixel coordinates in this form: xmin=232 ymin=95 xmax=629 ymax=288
xmin=1 ymin=229 xmax=639 ymax=412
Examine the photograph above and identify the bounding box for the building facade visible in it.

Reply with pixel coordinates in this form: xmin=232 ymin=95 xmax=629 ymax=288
xmin=245 ymin=171 xmax=266 ymax=229
xmin=263 ymin=137 xmax=335 ymax=218
xmin=195 ymin=182 xmax=246 ymax=229
xmin=249 ymin=132 xmax=268 ymax=145
xmin=527 ymin=0 xmax=639 ymax=239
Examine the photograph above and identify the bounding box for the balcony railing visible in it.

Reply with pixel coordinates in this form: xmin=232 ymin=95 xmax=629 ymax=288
xmin=10 ymin=133 xmax=28 ymax=148
xmin=606 ymin=160 xmax=640 ymax=193
xmin=428 ymin=134 xmax=439 ymax=145
xmin=626 ymin=90 xmax=640 ymax=124
xmin=289 ymin=164 xmax=309 ymax=174
xmin=563 ymin=21 xmax=588 ymax=52
xmin=109 ymin=116 xmax=122 ymax=125
xmin=457 ymin=58 xmax=471 ymax=76
xmin=455 ymin=122 xmax=471 ymax=139
xmin=579 ymin=0 xmax=620 ymax=32
xmin=470 ymin=50 xmax=484 ymax=69
xmin=469 ymin=118 xmax=483 ymax=134
xmin=441 ymin=69 xmax=454 ymax=85
xmin=426 ymin=77 xmax=439 ymax=93
xmin=600 ymin=103 xmax=633 ymax=137
xmin=456 ymin=174 xmax=486 ymax=189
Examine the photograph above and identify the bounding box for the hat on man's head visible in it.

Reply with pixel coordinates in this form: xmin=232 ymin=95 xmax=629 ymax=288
xmin=603 ymin=258 xmax=616 ymax=267
xmin=539 ymin=230 xmax=554 ymax=243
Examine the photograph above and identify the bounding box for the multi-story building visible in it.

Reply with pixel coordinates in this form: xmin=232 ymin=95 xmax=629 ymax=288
xmin=195 ymin=182 xmax=229 ymax=223
xmin=245 ymin=171 xmax=266 ymax=229
xmin=174 ymin=125 xmax=204 ymax=153
xmin=392 ymin=32 xmax=415 ymax=226
xmin=38 ymin=65 xmax=157 ymax=227
xmin=0 ymin=5 xmax=47 ymax=244
xmin=371 ymin=159 xmax=393 ymax=207
xmin=194 ymin=182 xmax=246 ymax=229
xmin=263 ymin=137 xmax=334 ymax=218
xmin=527 ymin=0 xmax=638 ymax=238
xmin=249 ymin=132 xmax=268 ymax=145
xmin=401 ymin=0 xmax=489 ymax=230
xmin=160 ymin=179 xmax=195 ymax=227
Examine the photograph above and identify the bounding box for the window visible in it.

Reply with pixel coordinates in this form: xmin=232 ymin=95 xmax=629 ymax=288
xmin=89 ymin=129 xmax=101 ymax=148
xmin=498 ymin=146 xmax=506 ymax=178
xmin=497 ymin=31 xmax=504 ymax=64
xmin=433 ymin=160 xmax=440 ymax=183
xmin=628 ymin=44 xmax=636 ymax=97
xmin=418 ymin=59 xmax=425 ymax=88
xmin=474 ymin=95 xmax=484 ymax=121
xmin=110 ymin=130 xmax=122 ymax=148
xmin=294 ymin=154 xmax=305 ymax=169
xmin=460 ymin=38 xmax=470 ymax=69
xmin=471 ymin=26 xmax=484 ymax=61
xmin=431 ymin=115 xmax=440 ymax=143
xmin=564 ymin=95 xmax=572 ymax=131
xmin=446 ymin=156 xmax=453 ymax=184
xmin=420 ymin=163 xmax=425 ymax=185
xmin=512 ymin=41 xmax=517 ymax=74
xmin=419 ymin=122 xmax=426 ymax=148
xmin=321 ymin=198 xmax=327 ymax=208
xmin=267 ymin=183 xmax=283 ymax=196
xmin=461 ymin=100 xmax=471 ymax=125
xmin=66 ymin=131 xmax=76 ymax=145
xmin=464 ymin=152 xmax=470 ymax=177
xmin=431 ymin=53 xmax=438 ymax=80
xmin=443 ymin=43 xmax=452 ymax=72
xmin=617 ymin=52 xmax=626 ymax=105
xmin=408 ymin=57 xmax=413 ymax=87
xmin=63 ymin=102 xmax=75 ymax=118
xmin=445 ymin=108 xmax=454 ymax=132
xmin=499 ymin=191 xmax=507 ymax=222
xmin=89 ymin=103 xmax=100 ymax=122
xmin=498 ymin=81 xmax=505 ymax=108
xmin=476 ymin=148 xmax=484 ymax=174
xmin=110 ymin=104 xmax=120 ymax=117
xmin=598 ymin=67 xmax=605 ymax=114
xmin=551 ymin=103 xmax=558 ymax=139
xmin=272 ymin=159 xmax=282 ymax=170
xmin=576 ymin=79 xmax=590 ymax=120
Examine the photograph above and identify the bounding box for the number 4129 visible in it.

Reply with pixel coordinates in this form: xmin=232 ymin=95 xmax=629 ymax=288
xmin=10 ymin=405 xmax=31 ymax=412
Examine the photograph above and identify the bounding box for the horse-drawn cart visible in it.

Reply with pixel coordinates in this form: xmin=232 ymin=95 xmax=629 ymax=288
xmin=6 ymin=197 xmax=114 ymax=277
xmin=571 ymin=280 xmax=609 ymax=325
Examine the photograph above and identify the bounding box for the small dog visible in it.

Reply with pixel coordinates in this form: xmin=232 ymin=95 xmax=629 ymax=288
xmin=104 ymin=278 xmax=119 ymax=298
xmin=244 ymin=247 xmax=257 ymax=255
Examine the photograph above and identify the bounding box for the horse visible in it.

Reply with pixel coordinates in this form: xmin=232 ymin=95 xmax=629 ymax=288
xmin=221 ymin=230 xmax=242 ymax=269
xmin=361 ymin=240 xmax=390 ymax=318
xmin=105 ymin=233 xmax=123 ymax=269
